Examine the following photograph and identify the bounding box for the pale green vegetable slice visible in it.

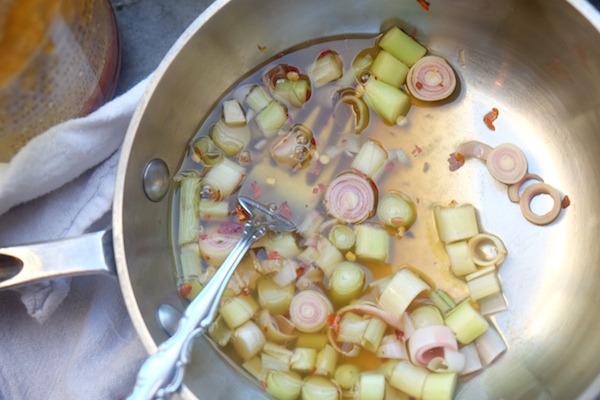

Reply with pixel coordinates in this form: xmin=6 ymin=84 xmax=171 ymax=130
xmin=266 ymin=370 xmax=303 ymax=400
xmin=290 ymin=347 xmax=317 ymax=373
xmin=314 ymin=344 xmax=339 ymax=377
xmin=334 ymin=364 xmax=361 ymax=390
xmin=257 ymin=279 xmax=295 ymax=315
xmin=378 ymin=26 xmax=427 ymax=67
xmin=231 ymin=320 xmax=267 ymax=361
xmin=355 ymin=372 xmax=386 ymax=400
xmin=421 ymin=372 xmax=457 ymax=400
xmin=445 ymin=241 xmax=477 ymax=276
xmin=363 ymin=77 xmax=411 ymax=125
xmin=378 ymin=269 xmax=430 ymax=316
xmin=219 ymin=294 xmax=259 ymax=329
xmin=256 ymin=100 xmax=288 ymax=138
xmin=371 ymin=50 xmax=409 ymax=87
xmin=444 ymin=300 xmax=489 ymax=344
xmin=354 ymin=224 xmax=389 ymax=263
xmin=329 ymin=261 xmax=365 ymax=307
xmin=302 ymin=375 xmax=340 ymax=400
xmin=328 ymin=225 xmax=356 ymax=251
xmin=434 ymin=204 xmax=479 ymax=244
xmin=177 ymin=172 xmax=200 ymax=245
xmin=389 ymin=361 xmax=429 ymax=399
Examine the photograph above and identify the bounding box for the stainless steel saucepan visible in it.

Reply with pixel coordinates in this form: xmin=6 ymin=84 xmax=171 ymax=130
xmin=2 ymin=0 xmax=600 ymax=398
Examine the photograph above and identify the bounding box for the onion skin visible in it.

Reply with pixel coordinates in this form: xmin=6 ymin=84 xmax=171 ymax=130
xmin=406 ymin=56 xmax=457 ymax=101
xmin=486 ymin=143 xmax=528 ymax=185
xmin=323 ymin=171 xmax=377 ymax=224
xmin=519 ymin=183 xmax=562 ymax=225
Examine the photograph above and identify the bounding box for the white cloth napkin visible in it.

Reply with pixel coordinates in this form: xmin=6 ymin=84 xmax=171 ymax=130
xmin=0 ymin=77 xmax=150 ymax=399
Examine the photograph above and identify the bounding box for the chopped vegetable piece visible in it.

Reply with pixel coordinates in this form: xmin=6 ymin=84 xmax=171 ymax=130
xmin=361 ymin=317 xmax=387 ymax=352
xmin=421 ymin=373 xmax=457 ymax=400
xmin=245 ymin=85 xmax=272 ymax=113
xmin=371 ymin=50 xmax=410 ymax=87
xmin=203 ymin=158 xmax=246 ymax=200
xmin=302 ymin=375 xmax=340 ymax=400
xmin=447 ymin=152 xmax=465 ymax=172
xmin=467 ymin=233 xmax=507 ymax=267
xmin=477 ymin=292 xmax=508 ymax=316
xmin=507 ymin=173 xmax=544 ymax=203
xmin=329 ymin=261 xmax=365 ymax=307
xmin=334 ymin=364 xmax=361 ymax=390
xmin=378 ymin=26 xmax=427 ymax=67
xmin=410 ymin=305 xmax=444 ymax=330
xmin=256 ymin=310 xmax=297 ymax=343
xmin=426 ymin=350 xmax=466 ymax=373
xmin=429 ymin=290 xmax=456 ymax=315
xmin=519 ymin=182 xmax=562 ymax=225
xmin=191 ymin=136 xmax=224 ymax=166
xmin=257 ymin=279 xmax=295 ymax=315
xmin=337 ymin=312 xmax=370 ymax=344
xmin=314 ymin=344 xmax=339 ymax=377
xmin=475 ymin=324 xmax=507 ymax=366
xmin=406 ymin=56 xmax=457 ymax=102
xmin=265 ymin=370 xmax=303 ymax=400
xmin=408 ymin=325 xmax=458 ymax=367
xmin=328 ymin=225 xmax=356 ymax=251
xmin=434 ymin=204 xmax=479 ymax=244
xmin=339 ymin=88 xmax=370 ymax=134
xmin=315 ymin=237 xmax=346 ymax=277
xmin=262 ymin=342 xmax=294 ymax=371
xmin=177 ymin=173 xmax=201 ymax=245
xmin=445 ymin=241 xmax=477 ymax=276
xmin=459 ymin=343 xmax=483 ymax=375
xmin=242 ymin=357 xmax=265 ymax=381
xmin=356 ymin=372 xmax=386 ymax=400
xmin=376 ymin=335 xmax=408 ymax=360
xmin=324 ymin=172 xmax=377 ymax=224
xmin=223 ymin=99 xmax=247 ymax=127
xmin=355 ymin=224 xmax=389 ymax=263
xmin=443 ymin=300 xmax=489 ymax=344
xmin=257 ymin=231 xmax=302 ymax=259
xmin=483 ymin=108 xmax=499 ymax=131
xmin=351 ymin=139 xmax=388 ymax=178
xmin=290 ymin=347 xmax=317 ymax=373
xmin=379 ymin=269 xmax=430 ymax=317
xmin=312 ymin=50 xmax=344 ymax=86
xmin=271 ymin=124 xmax=316 ymax=168
xmin=275 ymin=79 xmax=311 ymax=108
xmin=376 ymin=192 xmax=417 ymax=233
xmin=198 ymin=228 xmax=241 ymax=267
xmin=363 ymin=76 xmax=411 ymax=125
xmin=199 ymin=199 xmax=231 ymax=220
xmin=208 ymin=315 xmax=232 ymax=347
xmin=219 ymin=294 xmax=260 ymax=329
xmin=297 ymin=210 xmax=326 ymax=239
xmin=179 ymin=242 xmax=202 ymax=278
xmin=209 ymin=120 xmax=251 ymax=157
xmin=289 ymin=290 xmax=333 ymax=333
xmin=255 ymin=100 xmax=288 ymax=138
xmin=486 ymin=143 xmax=528 ymax=185
xmin=178 ymin=277 xmax=202 ymax=301
xmin=389 ymin=361 xmax=429 ymax=399
xmin=230 ymin=320 xmax=267 ymax=361
xmin=457 ymin=141 xmax=493 ymax=162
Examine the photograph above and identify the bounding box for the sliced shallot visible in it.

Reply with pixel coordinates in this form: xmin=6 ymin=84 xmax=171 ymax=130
xmin=457 ymin=141 xmax=493 ymax=162
xmin=323 ymin=171 xmax=377 ymax=224
xmin=408 ymin=325 xmax=459 ymax=367
xmin=289 ymin=290 xmax=333 ymax=333
xmin=406 ymin=56 xmax=457 ymax=101
xmin=519 ymin=182 xmax=562 ymax=225
xmin=486 ymin=143 xmax=528 ymax=185
xmin=427 ymin=349 xmax=466 ymax=373
xmin=507 ymin=173 xmax=544 ymax=203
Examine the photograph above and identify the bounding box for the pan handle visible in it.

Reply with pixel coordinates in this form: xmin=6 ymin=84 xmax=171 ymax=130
xmin=0 ymin=229 xmax=115 ymax=289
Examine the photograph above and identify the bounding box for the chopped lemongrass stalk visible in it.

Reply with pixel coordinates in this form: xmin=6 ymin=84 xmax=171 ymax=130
xmin=466 ymin=270 xmax=502 ymax=301
xmin=315 ymin=237 xmax=345 ymax=277
xmin=178 ymin=278 xmax=202 ymax=301
xmin=290 ymin=290 xmax=333 ymax=333
xmin=329 ymin=262 xmax=365 ymax=307
xmin=262 ymin=342 xmax=293 ymax=371
xmin=363 ymin=76 xmax=411 ymax=125
xmin=256 ymin=310 xmax=297 ymax=343
xmin=302 ymin=375 xmax=340 ymax=400
xmin=259 ymin=232 xmax=302 ymax=259
xmin=378 ymin=26 xmax=427 ymax=67
xmin=376 ymin=335 xmax=407 ymax=360
xmin=265 ymin=370 xmax=303 ymax=400
xmin=437 ymin=290 xmax=456 ymax=309
xmin=179 ymin=243 xmax=202 ymax=278
xmin=355 ymin=224 xmax=389 ymax=263
xmin=231 ymin=320 xmax=267 ymax=361
xmin=296 ymin=264 xmax=325 ymax=290
xmin=337 ymin=312 xmax=369 ymax=344
xmin=434 ymin=204 xmax=479 ymax=244
xmin=377 ymin=359 xmax=399 ymax=378
xmin=444 ymin=300 xmax=489 ymax=344
xmin=272 ymin=259 xmax=299 ymax=287
xmin=298 ymin=210 xmax=326 ymax=238
xmin=465 ymin=265 xmax=496 ymax=281
xmin=376 ymin=192 xmax=417 ymax=232
xmin=426 ymin=350 xmax=466 ymax=373
xmin=378 ymin=269 xmax=430 ymax=317
xmin=371 ymin=50 xmax=409 ymax=87
xmin=421 ymin=373 xmax=457 ymax=400
xmin=242 ymin=356 xmax=265 ymax=381
xmin=429 ymin=291 xmax=452 ymax=314
xmin=198 ymin=228 xmax=241 ymax=267
xmin=199 ymin=200 xmax=231 ymax=220
xmin=477 ymin=291 xmax=508 ymax=316
xmin=389 ymin=361 xmax=429 ymax=399
xmin=203 ymin=158 xmax=246 ymax=199
xmin=209 ymin=120 xmax=251 ymax=157
xmin=340 ymin=89 xmax=370 ymax=135
xmin=314 ymin=344 xmax=339 ymax=377
xmin=475 ymin=324 xmax=507 ymax=366
xmin=324 ymin=172 xmax=377 ymax=224
xmin=290 ymin=347 xmax=317 ymax=373
xmin=257 ymin=279 xmax=295 ymax=315
xmin=445 ymin=241 xmax=477 ymax=276
xmin=410 ymin=305 xmax=444 ymax=330
xmin=245 ymin=84 xmax=272 ymax=113
xmin=356 ymin=372 xmax=386 ymax=400
xmin=459 ymin=343 xmax=483 ymax=375
xmin=219 ymin=294 xmax=260 ymax=329
xmin=311 ymin=50 xmax=344 ymax=86
xmin=297 ymin=333 xmax=329 ymax=350
xmin=406 ymin=56 xmax=457 ymax=102
xmin=178 ymin=173 xmax=201 ymax=245
xmin=208 ymin=315 xmax=232 ymax=347
xmin=368 ymin=275 xmax=393 ymax=297
xmin=191 ymin=136 xmax=224 ymax=166
xmin=275 ymin=79 xmax=311 ymax=108
xmin=223 ymin=99 xmax=247 ymax=127
xmin=361 ymin=317 xmax=387 ymax=352
xmin=351 ymin=139 xmax=388 ymax=178
xmin=228 ymin=256 xmax=260 ymax=295
xmin=408 ymin=325 xmax=458 ymax=367
xmin=467 ymin=233 xmax=508 ymax=267
xmin=255 ymin=100 xmax=288 ymax=138
xmin=335 ymin=364 xmax=361 ymax=390
xmin=328 ymin=225 xmax=356 ymax=251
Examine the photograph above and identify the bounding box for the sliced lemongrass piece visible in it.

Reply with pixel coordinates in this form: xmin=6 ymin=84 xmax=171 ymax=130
xmin=311 ymin=50 xmax=344 ymax=86
xmin=203 ymin=158 xmax=246 ymax=200
xmin=376 ymin=192 xmax=417 ymax=233
xmin=328 ymin=225 xmax=356 ymax=252
xmin=457 ymin=141 xmax=493 ymax=162
xmin=477 ymin=291 xmax=508 ymax=316
xmin=410 ymin=305 xmax=444 ymax=330
xmin=519 ymin=182 xmax=562 ymax=225
xmin=429 ymin=290 xmax=455 ymax=315
xmin=219 ymin=293 xmax=260 ymax=329
xmin=177 ymin=172 xmax=201 ymax=245
xmin=389 ymin=361 xmax=429 ymax=399
xmin=324 ymin=172 xmax=377 ymax=224
xmin=355 ymin=224 xmax=389 ymax=263
xmin=377 ymin=360 xmax=400 ymax=378
xmin=371 ymin=50 xmax=409 ymax=87
xmin=434 ymin=204 xmax=479 ymax=244
xmin=315 ymin=344 xmax=339 ymax=377
xmin=363 ymin=76 xmax=411 ymax=125
xmin=245 ymin=84 xmax=272 ymax=113
xmin=486 ymin=143 xmax=528 ymax=185
xmin=378 ymin=269 xmax=430 ymax=317
xmin=334 ymin=364 xmax=361 ymax=390
xmin=258 ymin=232 xmax=302 ymax=259
xmin=466 ymin=270 xmax=502 ymax=302
xmin=443 ymin=300 xmax=489 ymax=344
xmin=209 ymin=120 xmax=251 ymax=157
xmin=199 ymin=200 xmax=231 ymax=220
xmin=329 ymin=261 xmax=365 ymax=307
xmin=465 ymin=265 xmax=496 ymax=281
xmin=242 ymin=357 xmax=265 ymax=382
xmin=222 ymin=99 xmax=246 ymax=127
xmin=421 ymin=373 xmax=457 ymax=400
xmin=256 ymin=258 xmax=285 ymax=275
xmin=179 ymin=242 xmax=201 ymax=278
xmin=298 ymin=210 xmax=326 ymax=238
xmin=231 ymin=320 xmax=267 ymax=361
xmin=508 ymin=173 xmax=544 ymax=203
xmin=271 ymin=124 xmax=316 ymax=168
xmin=257 ymin=279 xmax=295 ymax=315
xmin=378 ymin=26 xmax=426 ymax=66
xmin=406 ymin=56 xmax=457 ymax=102
xmin=265 ymin=370 xmax=303 ymax=400
xmin=302 ymin=375 xmax=340 ymax=400
xmin=275 ymin=79 xmax=311 ymax=108
xmin=376 ymin=334 xmax=408 ymax=360
xmin=339 ymin=88 xmax=370 ymax=134
xmin=262 ymin=342 xmax=293 ymax=371
xmin=361 ymin=317 xmax=387 ymax=352
xmin=208 ymin=315 xmax=232 ymax=347
xmin=290 ymin=290 xmax=333 ymax=333
xmin=475 ymin=324 xmax=507 ymax=366
xmin=191 ymin=136 xmax=224 ymax=166
xmin=337 ymin=312 xmax=369 ymax=344
xmin=290 ymin=347 xmax=317 ymax=373
xmin=255 ymin=100 xmax=288 ymax=138
xmin=198 ymin=228 xmax=241 ymax=267
xmin=177 ymin=277 xmax=202 ymax=301
xmin=315 ymin=237 xmax=345 ymax=277
xmin=272 ymin=259 xmax=299 ymax=287
xmin=297 ymin=333 xmax=329 ymax=350
xmin=351 ymin=139 xmax=388 ymax=178
xmin=256 ymin=310 xmax=297 ymax=344
xmin=355 ymin=372 xmax=385 ymax=400
xmin=296 ymin=263 xmax=325 ymax=290
xmin=458 ymin=343 xmax=483 ymax=375
xmin=445 ymin=241 xmax=477 ymax=276
xmin=408 ymin=325 xmax=458 ymax=367
xmin=427 ymin=349 xmax=466 ymax=373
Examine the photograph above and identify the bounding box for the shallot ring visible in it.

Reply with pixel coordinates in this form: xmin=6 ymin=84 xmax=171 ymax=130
xmin=457 ymin=141 xmax=493 ymax=162
xmin=507 ymin=173 xmax=544 ymax=203
xmin=406 ymin=56 xmax=457 ymax=101
xmin=467 ymin=233 xmax=508 ymax=267
xmin=519 ymin=183 xmax=562 ymax=225
xmin=486 ymin=143 xmax=528 ymax=185
xmin=324 ymin=172 xmax=377 ymax=224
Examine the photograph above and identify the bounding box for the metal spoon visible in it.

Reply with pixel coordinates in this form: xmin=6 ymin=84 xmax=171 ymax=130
xmin=128 ymin=196 xmax=295 ymax=399
xmin=157 ymin=304 xmax=181 ymax=337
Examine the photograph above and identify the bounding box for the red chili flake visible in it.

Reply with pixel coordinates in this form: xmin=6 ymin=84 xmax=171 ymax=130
xmin=416 ymin=197 xmax=421 ymax=203
xmin=314 ymin=160 xmax=323 ymax=176
xmin=242 ymin=287 xmax=250 ymax=296
xmin=279 ymin=201 xmax=293 ymax=220
xmin=202 ymin=215 xmax=211 ymax=221
xmin=327 ymin=313 xmax=341 ymax=333
xmin=261 ymin=380 xmax=268 ymax=389
xmin=395 ymin=329 xmax=404 ymax=340
xmin=296 ymin=263 xmax=307 ymax=277
xmin=199 ymin=233 xmax=208 ymax=240
xmin=416 ymin=81 xmax=423 ymax=90
xmin=267 ymin=250 xmax=281 ymax=260
xmin=448 ymin=152 xmax=465 ymax=171
xmin=483 ymin=108 xmax=499 ymax=131
xmin=411 ymin=145 xmax=423 ymax=157
xmin=250 ymin=180 xmax=260 ymax=198
xmin=416 ymin=0 xmax=430 ymax=10
xmin=235 ymin=207 xmax=247 ymax=222
xmin=312 ymin=187 xmax=319 ymax=194
xmin=318 ymin=49 xmax=336 ymax=59
xmin=263 ymin=326 xmax=268 ymax=333
xmin=179 ymin=283 xmax=192 ymax=298
xmin=385 ymin=162 xmax=394 ymax=172
xmin=205 ymin=255 xmax=211 ymax=260
xmin=561 ymin=195 xmax=571 ymax=209
xmin=318 ymin=183 xmax=327 ymax=193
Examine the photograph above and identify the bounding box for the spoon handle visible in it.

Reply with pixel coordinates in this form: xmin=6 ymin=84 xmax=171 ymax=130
xmin=127 ymin=219 xmax=267 ymax=400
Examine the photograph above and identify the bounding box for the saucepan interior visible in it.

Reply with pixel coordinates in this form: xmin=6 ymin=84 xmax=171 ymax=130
xmin=113 ymin=0 xmax=600 ymax=398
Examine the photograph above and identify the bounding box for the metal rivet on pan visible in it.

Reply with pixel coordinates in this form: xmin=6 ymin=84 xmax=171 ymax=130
xmin=143 ymin=159 xmax=170 ymax=202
